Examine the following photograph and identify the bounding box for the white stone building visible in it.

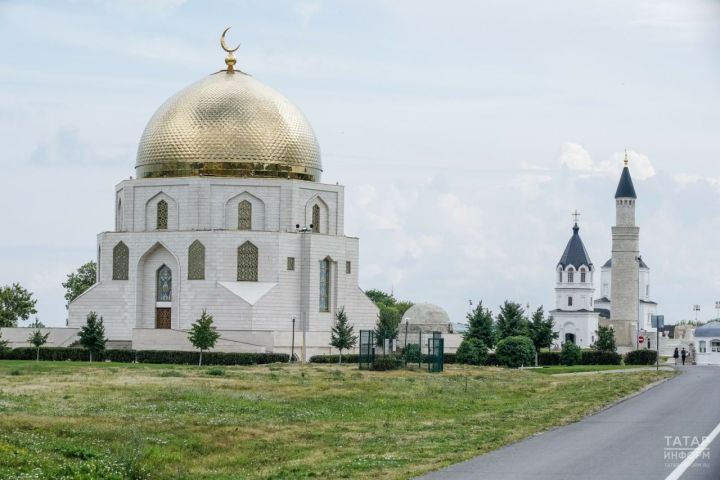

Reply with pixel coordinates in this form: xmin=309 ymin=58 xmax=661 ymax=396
xmin=693 ymin=322 xmax=720 ymax=366
xmin=551 ymin=223 xmax=599 ymax=348
xmin=67 ymin=45 xmax=378 ymax=358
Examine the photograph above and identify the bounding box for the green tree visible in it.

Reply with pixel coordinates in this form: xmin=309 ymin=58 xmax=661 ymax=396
xmin=527 ymin=307 xmax=558 ymax=366
xmin=0 ymin=283 xmax=37 ymax=327
xmin=365 ymin=289 xmax=395 ymax=305
xmin=375 ymin=304 xmax=400 ymax=350
xmin=592 ymin=325 xmax=617 ymax=352
xmin=27 ymin=328 xmax=49 ymax=362
xmin=0 ymin=330 xmax=8 ymax=354
xmin=465 ymin=301 xmax=495 ymax=348
xmin=330 ymin=307 xmax=357 ymax=364
xmin=188 ymin=309 xmax=221 ymax=366
xmin=27 ymin=317 xmax=45 ymax=328
xmin=495 ymin=301 xmax=528 ymax=340
xmin=79 ymin=311 xmax=107 ymax=362
xmin=365 ymin=289 xmax=413 ymax=316
xmin=62 ymin=261 xmax=97 ymax=308
xmin=495 ymin=336 xmax=535 ymax=368
xmin=560 ymin=341 xmax=582 ymax=365
xmin=455 ymin=337 xmax=488 ymax=365
xmin=394 ymin=300 xmax=414 ymax=317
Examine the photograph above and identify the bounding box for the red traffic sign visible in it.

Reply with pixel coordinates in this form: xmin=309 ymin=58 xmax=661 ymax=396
xmin=638 ymin=336 xmax=645 ymax=344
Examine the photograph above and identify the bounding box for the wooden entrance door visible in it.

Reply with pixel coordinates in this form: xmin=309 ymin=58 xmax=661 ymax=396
xmin=156 ymin=308 xmax=171 ymax=329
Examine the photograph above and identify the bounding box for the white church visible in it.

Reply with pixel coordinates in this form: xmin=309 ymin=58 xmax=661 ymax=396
xmin=552 ymin=158 xmax=658 ymax=349
xmin=66 ymin=37 xmax=378 ymax=358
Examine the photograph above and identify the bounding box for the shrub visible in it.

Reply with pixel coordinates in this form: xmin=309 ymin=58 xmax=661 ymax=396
xmin=371 ymin=356 xmax=401 ymax=371
xmin=206 ymin=367 xmax=226 ymax=376
xmin=0 ymin=347 xmax=288 ymax=365
xmin=484 ymin=352 xmax=499 ymax=366
xmin=495 ymin=336 xmax=535 ymax=368
xmin=537 ymin=351 xmax=561 ymax=366
xmin=625 ymin=349 xmax=657 ymax=365
xmin=310 ymin=354 xmax=360 ymax=364
xmin=455 ymin=338 xmax=488 ymax=365
xmin=580 ymin=350 xmax=621 ymax=365
xmin=560 ymin=342 xmax=582 ymax=366
xmin=403 ymin=344 xmax=422 ymax=363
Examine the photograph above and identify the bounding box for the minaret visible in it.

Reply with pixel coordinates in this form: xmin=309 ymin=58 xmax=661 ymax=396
xmin=610 ymin=152 xmax=640 ymax=348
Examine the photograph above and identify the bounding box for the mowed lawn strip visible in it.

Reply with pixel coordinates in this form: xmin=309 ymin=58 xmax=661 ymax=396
xmin=0 ymin=360 xmax=673 ymax=479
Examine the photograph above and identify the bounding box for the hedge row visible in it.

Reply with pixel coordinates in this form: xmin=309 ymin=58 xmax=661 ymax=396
xmin=310 ymin=350 xmax=622 ymax=367
xmin=0 ymin=347 xmax=288 ymax=365
xmin=624 ymin=349 xmax=658 ymax=365
xmin=309 ymin=354 xmax=360 ymax=364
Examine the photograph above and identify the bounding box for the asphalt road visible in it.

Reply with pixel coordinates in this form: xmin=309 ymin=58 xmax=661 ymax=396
xmin=417 ymin=366 xmax=720 ymax=480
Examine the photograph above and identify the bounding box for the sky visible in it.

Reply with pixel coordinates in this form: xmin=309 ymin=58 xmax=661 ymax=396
xmin=1 ymin=0 xmax=719 ymax=327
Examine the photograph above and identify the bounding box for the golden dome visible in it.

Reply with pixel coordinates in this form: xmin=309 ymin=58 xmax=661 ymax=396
xmin=135 ymin=69 xmax=322 ymax=181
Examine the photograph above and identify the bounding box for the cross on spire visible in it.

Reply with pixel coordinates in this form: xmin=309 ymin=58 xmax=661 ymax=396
xmin=624 ymin=149 xmax=629 ymax=166
xmin=571 ymin=209 xmax=581 ymax=225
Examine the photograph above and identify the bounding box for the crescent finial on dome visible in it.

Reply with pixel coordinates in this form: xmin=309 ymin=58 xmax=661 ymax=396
xmin=221 ymin=27 xmax=241 ymax=72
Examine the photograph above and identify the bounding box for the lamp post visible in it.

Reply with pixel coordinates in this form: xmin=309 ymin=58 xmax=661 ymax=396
xmin=636 ymin=256 xmax=642 ymax=350
xmin=693 ymin=305 xmax=701 ymax=323
xmin=715 ymin=301 xmax=720 ymax=322
xmin=290 ymin=316 xmax=296 ymax=363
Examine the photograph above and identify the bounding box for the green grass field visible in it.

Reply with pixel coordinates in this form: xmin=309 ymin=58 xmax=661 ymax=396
xmin=528 ymin=364 xmax=649 ymax=375
xmin=0 ymin=360 xmax=673 ymax=480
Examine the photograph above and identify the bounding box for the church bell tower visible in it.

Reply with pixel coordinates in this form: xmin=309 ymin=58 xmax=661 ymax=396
xmin=610 ymin=153 xmax=640 ymax=348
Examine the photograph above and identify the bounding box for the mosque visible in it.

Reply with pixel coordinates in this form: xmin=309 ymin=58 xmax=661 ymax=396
xmin=66 ymin=31 xmax=378 ymax=358
xmin=552 ymin=158 xmax=658 ymax=349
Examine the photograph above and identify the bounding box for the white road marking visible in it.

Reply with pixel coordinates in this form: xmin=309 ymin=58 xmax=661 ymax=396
xmin=665 ymin=420 xmax=720 ymax=480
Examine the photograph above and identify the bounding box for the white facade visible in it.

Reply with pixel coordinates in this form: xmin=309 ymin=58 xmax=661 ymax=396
xmin=551 ymin=224 xmax=599 ymax=349
xmin=68 ymin=176 xmax=378 ymax=357
xmin=693 ymin=322 xmax=720 ymax=365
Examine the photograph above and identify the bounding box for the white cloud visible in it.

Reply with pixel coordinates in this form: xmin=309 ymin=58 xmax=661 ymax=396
xmin=559 ymin=142 xmax=593 ymax=171
xmin=597 ymin=150 xmax=656 ymax=181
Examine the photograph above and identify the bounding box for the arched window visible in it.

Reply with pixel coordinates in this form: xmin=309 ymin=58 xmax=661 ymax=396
xmin=580 ymin=268 xmax=586 ymax=283
xmin=558 ymin=270 xmax=562 ymax=282
xmin=568 ymin=296 xmax=573 ymax=307
xmin=157 ymin=200 xmax=168 ymax=230
xmin=188 ymin=240 xmax=205 ymax=280
xmin=112 ymin=241 xmax=129 ymax=280
xmin=117 ymin=198 xmax=123 ymax=231
xmin=238 ymin=200 xmax=252 ymax=230
xmin=319 ymin=257 xmax=331 ymax=312
xmin=156 ymin=265 xmax=172 ymax=301
xmin=567 ymin=267 xmax=574 ymax=283
xmin=237 ymin=241 xmax=258 ymax=281
xmin=312 ymin=204 xmax=320 ymax=233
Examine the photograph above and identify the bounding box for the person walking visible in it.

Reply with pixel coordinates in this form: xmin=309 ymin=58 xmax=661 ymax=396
xmin=673 ymin=347 xmax=679 ymax=365
xmin=681 ymin=347 xmax=688 ymax=366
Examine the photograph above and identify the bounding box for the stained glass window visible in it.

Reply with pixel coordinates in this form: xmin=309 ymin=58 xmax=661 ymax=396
xmin=237 ymin=241 xmax=258 ymax=281
xmin=319 ymin=257 xmax=330 ymax=312
xmin=238 ymin=200 xmax=252 ymax=230
xmin=287 ymin=257 xmax=295 ymax=271
xmin=312 ymin=204 xmax=320 ymax=233
xmin=156 ymin=265 xmax=172 ymax=301
xmin=157 ymin=200 xmax=168 ymax=230
xmin=188 ymin=240 xmax=205 ymax=280
xmin=112 ymin=241 xmax=129 ymax=280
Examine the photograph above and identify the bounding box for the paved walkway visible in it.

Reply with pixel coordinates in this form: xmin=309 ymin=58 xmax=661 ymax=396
xmin=417 ymin=366 xmax=720 ymax=480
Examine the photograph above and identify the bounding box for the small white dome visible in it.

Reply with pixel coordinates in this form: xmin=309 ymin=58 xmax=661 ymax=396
xmin=401 ymin=303 xmax=453 ymax=333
